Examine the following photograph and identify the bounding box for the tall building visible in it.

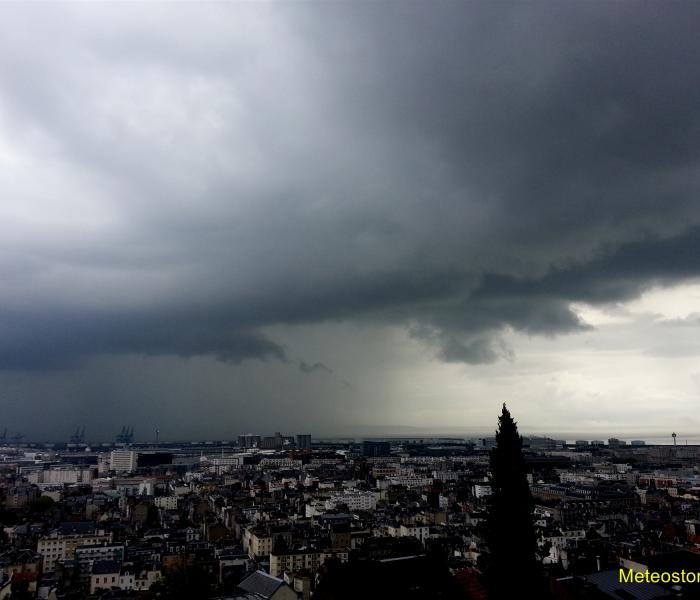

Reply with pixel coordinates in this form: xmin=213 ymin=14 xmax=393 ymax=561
xmin=260 ymin=435 xmax=284 ymax=450
xmin=238 ymin=434 xmax=261 ymax=448
xmin=296 ymin=434 xmax=312 ymax=450
xmin=110 ymin=450 xmax=137 ymax=473
xmin=260 ymin=432 xmax=294 ymax=449
xmin=362 ymin=441 xmax=390 ymax=457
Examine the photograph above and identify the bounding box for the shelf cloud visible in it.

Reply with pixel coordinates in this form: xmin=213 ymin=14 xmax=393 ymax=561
xmin=2 ymin=3 xmax=700 ymax=437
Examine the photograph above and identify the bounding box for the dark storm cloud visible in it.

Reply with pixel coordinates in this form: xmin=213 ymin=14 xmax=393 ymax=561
xmin=409 ymin=227 xmax=700 ymax=362
xmin=472 ymin=226 xmax=700 ymax=306
xmin=1 ymin=1 xmax=700 ymax=373
xmin=0 ymin=310 xmax=285 ymax=370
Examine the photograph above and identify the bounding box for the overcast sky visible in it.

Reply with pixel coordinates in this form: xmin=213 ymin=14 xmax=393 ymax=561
xmin=2 ymin=2 xmax=700 ymax=442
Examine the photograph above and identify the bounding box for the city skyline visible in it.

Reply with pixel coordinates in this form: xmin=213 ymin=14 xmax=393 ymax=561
xmin=2 ymin=3 xmax=700 ymax=439
xmin=4 ymin=423 xmax=700 ymax=448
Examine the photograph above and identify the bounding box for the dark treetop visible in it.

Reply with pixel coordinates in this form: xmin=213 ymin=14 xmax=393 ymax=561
xmin=485 ymin=404 xmax=540 ymax=598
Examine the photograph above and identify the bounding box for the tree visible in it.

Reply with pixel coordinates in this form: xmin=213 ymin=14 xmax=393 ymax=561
xmin=28 ymin=495 xmax=54 ymax=514
xmin=484 ymin=404 xmax=540 ymax=599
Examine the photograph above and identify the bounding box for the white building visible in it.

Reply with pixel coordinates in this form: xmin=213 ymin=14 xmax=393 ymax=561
xmin=154 ymin=496 xmax=178 ymax=510
xmin=432 ymin=470 xmax=459 ymax=482
xmin=26 ymin=467 xmax=96 ymax=485
xmin=110 ymin=451 xmax=137 ymax=473
xmin=259 ymin=458 xmax=302 ymax=469
xmin=89 ymin=562 xmax=161 ymax=594
xmin=472 ymin=484 xmax=492 ymax=498
xmin=386 ymin=524 xmax=430 ymax=545
xmin=242 ymin=529 xmax=276 ymax=558
xmin=387 ymin=476 xmax=433 ymax=488
xmin=270 ymin=549 xmax=348 ymax=578
xmin=37 ymin=529 xmax=113 ymax=574
xmin=201 ymin=454 xmax=246 ymax=474
xmin=75 ymin=544 xmax=125 ymax=583
xmin=325 ymin=490 xmax=377 ymax=512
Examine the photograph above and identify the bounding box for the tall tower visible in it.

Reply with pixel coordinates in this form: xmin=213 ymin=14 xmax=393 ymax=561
xmin=672 ymin=432 xmax=677 ymax=446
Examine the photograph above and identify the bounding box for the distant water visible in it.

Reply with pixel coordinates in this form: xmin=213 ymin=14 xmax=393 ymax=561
xmin=513 ymin=431 xmax=695 ymax=446
xmin=548 ymin=433 xmax=700 ymax=446
xmin=337 ymin=430 xmax=700 ymax=446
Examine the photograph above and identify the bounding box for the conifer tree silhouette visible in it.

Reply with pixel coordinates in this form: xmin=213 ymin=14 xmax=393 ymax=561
xmin=484 ymin=404 xmax=539 ymax=598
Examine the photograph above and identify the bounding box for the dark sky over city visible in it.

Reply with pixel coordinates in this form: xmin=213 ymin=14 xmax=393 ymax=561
xmin=2 ymin=3 xmax=700 ymax=440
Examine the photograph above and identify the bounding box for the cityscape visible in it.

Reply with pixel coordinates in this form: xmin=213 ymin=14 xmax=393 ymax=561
xmin=2 ymin=422 xmax=700 ymax=598
xmin=3 ymin=1 xmax=700 ymax=599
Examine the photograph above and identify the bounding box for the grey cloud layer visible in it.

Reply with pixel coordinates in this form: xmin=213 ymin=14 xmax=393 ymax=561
xmin=1 ymin=3 xmax=700 ymax=369
xmin=413 ymin=227 xmax=700 ymax=363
